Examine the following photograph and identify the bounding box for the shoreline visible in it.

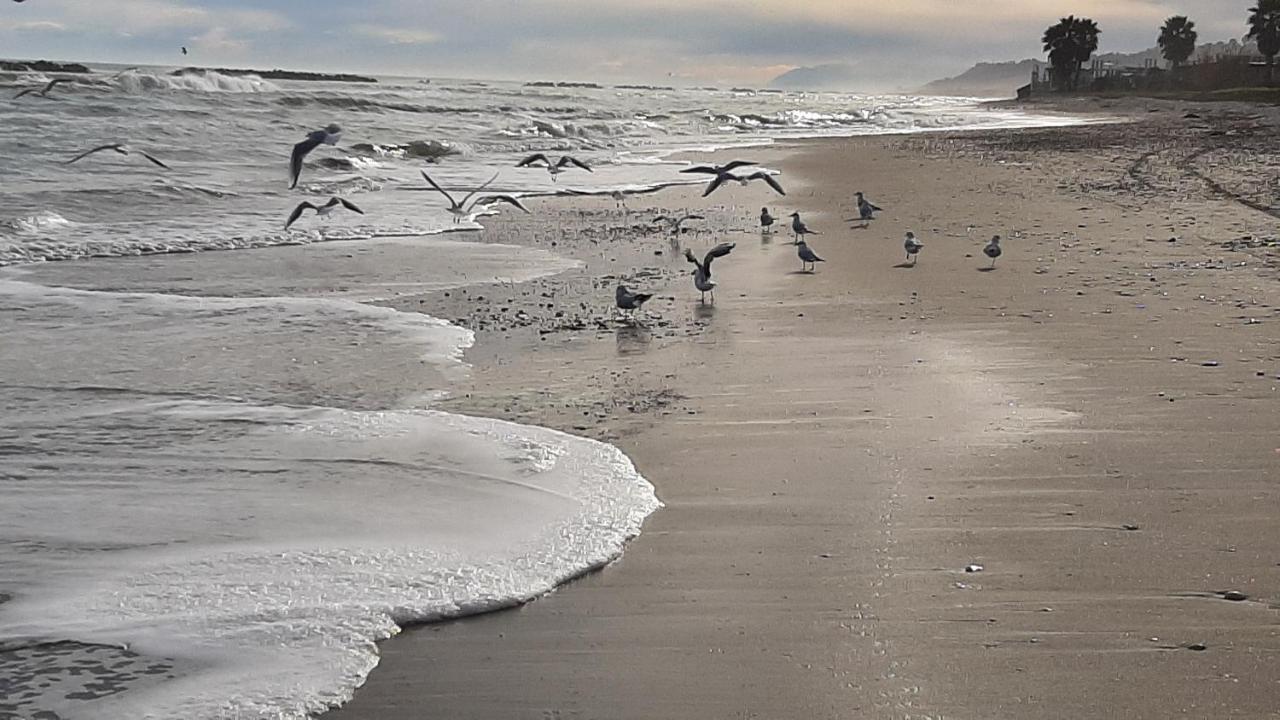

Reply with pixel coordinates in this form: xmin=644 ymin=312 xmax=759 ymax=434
xmin=329 ymin=100 xmax=1280 ymax=718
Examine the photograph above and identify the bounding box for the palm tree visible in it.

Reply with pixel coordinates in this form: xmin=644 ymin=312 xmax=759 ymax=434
xmin=1158 ymin=16 xmax=1198 ymax=69
xmin=1043 ymin=16 xmax=1102 ymax=91
xmin=1247 ymin=0 xmax=1280 ymax=81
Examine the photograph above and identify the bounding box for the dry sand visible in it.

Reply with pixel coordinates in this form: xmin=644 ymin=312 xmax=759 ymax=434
xmin=330 ymin=101 xmax=1280 ymax=719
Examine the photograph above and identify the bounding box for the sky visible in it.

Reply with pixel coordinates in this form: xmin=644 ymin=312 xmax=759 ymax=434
xmin=0 ymin=0 xmax=1261 ymax=89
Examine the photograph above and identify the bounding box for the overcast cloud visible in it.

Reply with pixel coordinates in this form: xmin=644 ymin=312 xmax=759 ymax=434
xmin=0 ymin=1 xmax=1260 ymax=89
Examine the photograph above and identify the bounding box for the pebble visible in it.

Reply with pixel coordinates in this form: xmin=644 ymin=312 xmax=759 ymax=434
xmin=964 ymin=564 xmax=984 ymax=573
xmin=1222 ymin=590 xmax=1248 ymax=602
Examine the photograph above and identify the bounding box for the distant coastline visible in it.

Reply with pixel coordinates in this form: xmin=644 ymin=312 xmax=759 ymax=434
xmin=172 ymin=66 xmax=378 ymax=83
xmin=1 ymin=60 xmax=90 ymax=73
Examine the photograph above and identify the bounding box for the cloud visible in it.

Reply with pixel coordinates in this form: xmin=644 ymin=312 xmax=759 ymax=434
xmin=355 ymin=25 xmax=442 ymax=45
xmin=191 ymin=26 xmax=248 ymax=54
xmin=36 ymin=0 xmax=289 ymax=33
xmin=0 ymin=20 xmax=68 ymax=32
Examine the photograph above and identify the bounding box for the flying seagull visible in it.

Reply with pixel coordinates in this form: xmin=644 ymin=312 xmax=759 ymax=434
xmin=684 ymin=242 xmax=735 ymax=303
xmin=420 ymin=170 xmax=529 ymax=222
xmin=285 ymin=196 xmax=364 ymax=229
xmin=855 ymin=191 xmax=882 ymax=223
xmin=983 ymin=235 xmax=1002 ymax=268
xmin=181 ymin=46 xmax=188 ymax=56
xmin=65 ymin=144 xmax=168 ymax=169
xmin=615 ymin=284 xmax=654 ymax=321
xmin=701 ymin=170 xmax=785 ymax=198
xmin=516 ymin=153 xmax=592 ymax=181
xmin=789 ymin=212 xmax=818 ymax=244
xmin=652 ymin=213 xmax=704 ymax=237
xmin=13 ymin=78 xmax=70 ymax=99
xmin=760 ymin=207 xmax=776 ymax=232
xmin=903 ymin=231 xmax=923 ymax=264
xmin=797 ymin=239 xmax=824 ymax=273
xmin=289 ymin=124 xmax=342 ymax=189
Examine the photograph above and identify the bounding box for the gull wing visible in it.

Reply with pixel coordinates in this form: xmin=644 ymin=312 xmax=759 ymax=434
xmin=679 ymin=165 xmax=720 ymax=175
xmin=289 ymin=131 xmax=326 ymax=189
xmin=458 ymin=172 xmax=500 ymax=209
xmin=749 ymin=172 xmax=786 ymax=196
xmin=702 ymin=242 xmax=735 ymax=276
xmin=559 ymin=155 xmax=593 ymax=172
xmin=336 ymin=197 xmax=365 ymax=214
xmin=12 ymin=88 xmax=37 ymax=99
xmin=516 ymin=153 xmax=551 ymax=168
xmin=139 ymin=151 xmax=170 ymax=169
xmin=419 ymin=170 xmax=458 ymax=207
xmin=720 ymin=160 xmax=757 ymax=172
xmin=475 ymin=195 xmax=531 ymax=213
xmin=284 ymin=201 xmax=317 ymax=229
xmin=702 ymin=174 xmax=729 ymax=197
xmin=65 ymin=144 xmax=123 ymax=164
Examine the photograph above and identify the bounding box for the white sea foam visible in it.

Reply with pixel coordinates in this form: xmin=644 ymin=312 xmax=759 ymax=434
xmin=113 ymin=69 xmax=280 ymax=94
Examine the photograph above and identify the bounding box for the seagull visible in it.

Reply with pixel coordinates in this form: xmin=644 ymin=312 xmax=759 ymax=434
xmin=65 ymin=144 xmax=168 ymax=169
xmin=983 ymin=235 xmax=1002 ymax=268
xmin=903 ymin=231 xmax=923 ymax=264
xmin=797 ymin=239 xmax=824 ymax=272
xmin=855 ymin=192 xmax=882 ymax=222
xmin=701 ymin=170 xmax=785 ymax=198
xmin=615 ymin=284 xmax=654 ymax=321
xmin=684 ymin=242 xmax=735 ymax=303
xmin=420 ymin=170 xmax=529 ymax=222
xmin=789 ymin=212 xmax=818 ymax=244
xmin=653 ymin=213 xmax=704 ymax=237
xmin=13 ymin=78 xmax=70 ymax=99
xmin=181 ymin=46 xmax=188 ymax=56
xmin=284 ymin=196 xmax=364 ymax=229
xmin=289 ymin=124 xmax=342 ymax=189
xmin=760 ymin=207 xmax=776 ymax=232
xmin=516 ymin=153 xmax=592 ymax=181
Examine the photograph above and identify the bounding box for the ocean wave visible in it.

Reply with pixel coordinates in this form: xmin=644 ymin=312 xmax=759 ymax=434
xmin=112 ymin=70 xmax=279 ymax=94
xmin=0 ymin=211 xmax=75 ymax=235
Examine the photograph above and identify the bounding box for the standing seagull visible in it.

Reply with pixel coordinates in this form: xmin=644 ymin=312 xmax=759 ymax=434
xmin=684 ymin=242 xmax=735 ymax=303
xmin=615 ymin=285 xmax=654 ymax=321
xmin=13 ymin=77 xmax=71 ymax=99
xmin=789 ymin=212 xmax=818 ymax=244
xmin=289 ymin=124 xmax=342 ymax=189
xmin=983 ymin=235 xmax=1002 ymax=268
xmin=797 ymin=239 xmax=824 ymax=273
xmin=760 ymin=207 xmax=776 ymax=232
xmin=855 ymin=192 xmax=882 ymax=223
xmin=516 ymin=153 xmax=592 ymax=181
xmin=903 ymin=231 xmax=923 ymax=265
xmin=284 ymin=196 xmax=364 ymax=229
xmin=420 ymin=171 xmax=529 ymax=222
xmin=65 ymin=144 xmax=168 ymax=169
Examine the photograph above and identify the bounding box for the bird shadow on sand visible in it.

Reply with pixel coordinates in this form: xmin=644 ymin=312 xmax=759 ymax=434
xmin=893 ymin=262 xmax=917 ymax=269
xmin=976 ymin=266 xmax=998 ymax=273
xmin=694 ymin=303 xmax=717 ymax=320
xmin=787 ymin=270 xmax=818 ymax=275
xmin=615 ymin=324 xmax=652 ymax=355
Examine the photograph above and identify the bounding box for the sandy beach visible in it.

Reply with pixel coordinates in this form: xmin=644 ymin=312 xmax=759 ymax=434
xmin=321 ymin=100 xmax=1280 ymax=719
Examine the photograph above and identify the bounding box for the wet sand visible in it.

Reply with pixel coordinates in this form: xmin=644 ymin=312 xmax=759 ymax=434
xmin=331 ymin=102 xmax=1280 ymax=719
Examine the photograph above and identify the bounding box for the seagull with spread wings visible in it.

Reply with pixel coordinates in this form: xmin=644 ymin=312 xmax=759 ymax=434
xmin=421 ymin=171 xmax=529 ymax=222
xmin=284 ymin=197 xmax=364 ymax=229
xmin=289 ymin=124 xmax=342 ymax=189
xmin=684 ymin=242 xmax=736 ymax=303
xmin=14 ymin=78 xmax=71 ymax=99
xmin=65 ymin=144 xmax=169 ymax=169
xmin=516 ymin=153 xmax=592 ymax=181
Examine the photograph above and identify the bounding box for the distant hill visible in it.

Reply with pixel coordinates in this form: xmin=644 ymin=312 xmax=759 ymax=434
xmin=768 ymin=64 xmax=860 ymax=92
xmin=918 ymin=39 xmax=1259 ymax=98
xmin=918 ymin=59 xmax=1047 ymax=98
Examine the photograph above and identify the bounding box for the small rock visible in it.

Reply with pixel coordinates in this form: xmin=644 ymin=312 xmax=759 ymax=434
xmin=1222 ymin=590 xmax=1248 ymax=602
xmin=964 ymin=564 xmax=984 ymax=573
xmin=1122 ymin=524 xmax=1140 ymax=531
xmin=1186 ymin=643 xmax=1208 ymax=652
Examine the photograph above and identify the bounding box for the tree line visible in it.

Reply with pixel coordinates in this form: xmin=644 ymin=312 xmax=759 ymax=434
xmin=1042 ymin=0 xmax=1280 ymax=91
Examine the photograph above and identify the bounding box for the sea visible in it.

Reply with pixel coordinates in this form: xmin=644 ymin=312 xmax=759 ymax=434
xmin=0 ymin=64 xmax=1086 ymax=719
